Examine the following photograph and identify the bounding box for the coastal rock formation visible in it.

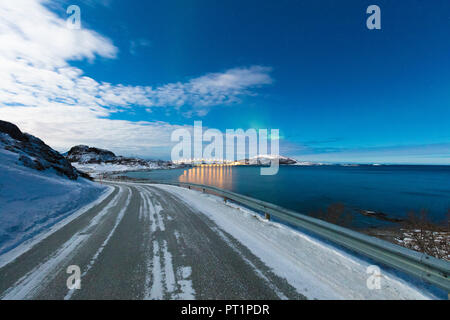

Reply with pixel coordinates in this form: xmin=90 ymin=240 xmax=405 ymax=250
xmin=0 ymin=120 xmax=83 ymax=180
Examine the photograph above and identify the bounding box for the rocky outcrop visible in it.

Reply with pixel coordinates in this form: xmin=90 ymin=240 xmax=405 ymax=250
xmin=66 ymin=144 xmax=174 ymax=169
xmin=278 ymin=157 xmax=297 ymax=165
xmin=66 ymin=145 xmax=116 ymax=163
xmin=0 ymin=120 xmax=83 ymax=180
xmin=0 ymin=120 xmax=28 ymax=141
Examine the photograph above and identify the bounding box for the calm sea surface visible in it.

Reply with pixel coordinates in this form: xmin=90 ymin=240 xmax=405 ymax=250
xmin=124 ymin=165 xmax=450 ymax=228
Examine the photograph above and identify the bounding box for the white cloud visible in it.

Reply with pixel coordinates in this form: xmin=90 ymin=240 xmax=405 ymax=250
xmin=0 ymin=0 xmax=272 ymax=157
xmin=155 ymin=66 xmax=273 ymax=115
xmin=0 ymin=0 xmax=117 ymax=68
xmin=0 ymin=103 xmax=189 ymax=158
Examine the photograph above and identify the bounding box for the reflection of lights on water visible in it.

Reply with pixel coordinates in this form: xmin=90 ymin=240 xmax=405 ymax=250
xmin=179 ymin=166 xmax=233 ymax=189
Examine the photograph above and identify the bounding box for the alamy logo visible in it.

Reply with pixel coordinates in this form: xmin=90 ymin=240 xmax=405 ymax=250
xmin=66 ymin=265 xmax=81 ymax=290
xmin=171 ymin=121 xmax=280 ymax=175
xmin=366 ymin=265 xmax=382 ymax=290
xmin=66 ymin=5 xmax=81 ymax=30
xmin=366 ymin=5 xmax=381 ymax=30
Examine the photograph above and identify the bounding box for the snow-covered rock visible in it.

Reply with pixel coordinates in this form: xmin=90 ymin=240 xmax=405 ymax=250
xmin=0 ymin=120 xmax=108 ymax=255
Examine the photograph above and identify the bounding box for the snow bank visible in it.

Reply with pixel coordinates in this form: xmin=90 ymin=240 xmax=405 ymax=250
xmin=155 ymin=184 xmax=440 ymax=300
xmin=0 ymin=148 xmax=108 ymax=255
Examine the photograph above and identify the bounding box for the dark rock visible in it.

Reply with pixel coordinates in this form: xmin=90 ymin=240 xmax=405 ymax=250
xmin=0 ymin=120 xmax=80 ymax=180
xmin=0 ymin=120 xmax=27 ymax=141
xmin=18 ymin=155 xmax=36 ymax=169
xmin=279 ymin=158 xmax=297 ymax=165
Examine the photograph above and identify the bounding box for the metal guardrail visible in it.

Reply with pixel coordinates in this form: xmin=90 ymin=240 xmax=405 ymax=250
xmin=157 ymin=181 xmax=450 ymax=293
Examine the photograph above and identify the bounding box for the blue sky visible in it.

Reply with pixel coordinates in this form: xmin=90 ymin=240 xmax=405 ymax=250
xmin=0 ymin=0 xmax=449 ymax=163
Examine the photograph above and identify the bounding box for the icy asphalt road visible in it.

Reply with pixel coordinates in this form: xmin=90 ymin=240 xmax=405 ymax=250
xmin=0 ymin=182 xmax=305 ymax=300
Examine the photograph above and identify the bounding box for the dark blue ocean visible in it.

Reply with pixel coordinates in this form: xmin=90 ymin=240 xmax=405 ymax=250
xmin=125 ymin=165 xmax=450 ymax=229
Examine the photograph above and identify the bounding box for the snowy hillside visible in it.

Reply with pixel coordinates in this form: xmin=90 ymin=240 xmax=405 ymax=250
xmin=0 ymin=121 xmax=108 ymax=255
xmin=66 ymin=144 xmax=176 ymax=177
xmin=246 ymin=154 xmax=298 ymax=165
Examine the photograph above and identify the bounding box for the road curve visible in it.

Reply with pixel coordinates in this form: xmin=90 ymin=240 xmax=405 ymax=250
xmin=0 ymin=182 xmax=304 ymax=300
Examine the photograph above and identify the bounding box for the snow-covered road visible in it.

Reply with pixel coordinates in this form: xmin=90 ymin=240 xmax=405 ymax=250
xmin=0 ymin=182 xmax=440 ymax=300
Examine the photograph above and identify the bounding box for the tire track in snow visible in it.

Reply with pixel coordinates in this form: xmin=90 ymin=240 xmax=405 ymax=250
xmin=141 ymin=187 xmax=195 ymax=300
xmin=137 ymin=186 xmax=164 ymax=232
xmin=64 ymin=187 xmax=132 ymax=300
xmin=138 ymin=189 xmax=146 ymax=222
xmin=145 ymin=239 xmax=195 ymax=300
xmin=211 ymin=226 xmax=288 ymax=300
xmin=147 ymin=240 xmax=162 ymax=299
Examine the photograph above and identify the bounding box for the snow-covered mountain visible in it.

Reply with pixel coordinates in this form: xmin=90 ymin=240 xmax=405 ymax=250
xmin=244 ymin=154 xmax=299 ymax=165
xmin=65 ymin=145 xmax=116 ymax=164
xmin=66 ymin=144 xmax=175 ymax=177
xmin=0 ymin=120 xmax=107 ymax=255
